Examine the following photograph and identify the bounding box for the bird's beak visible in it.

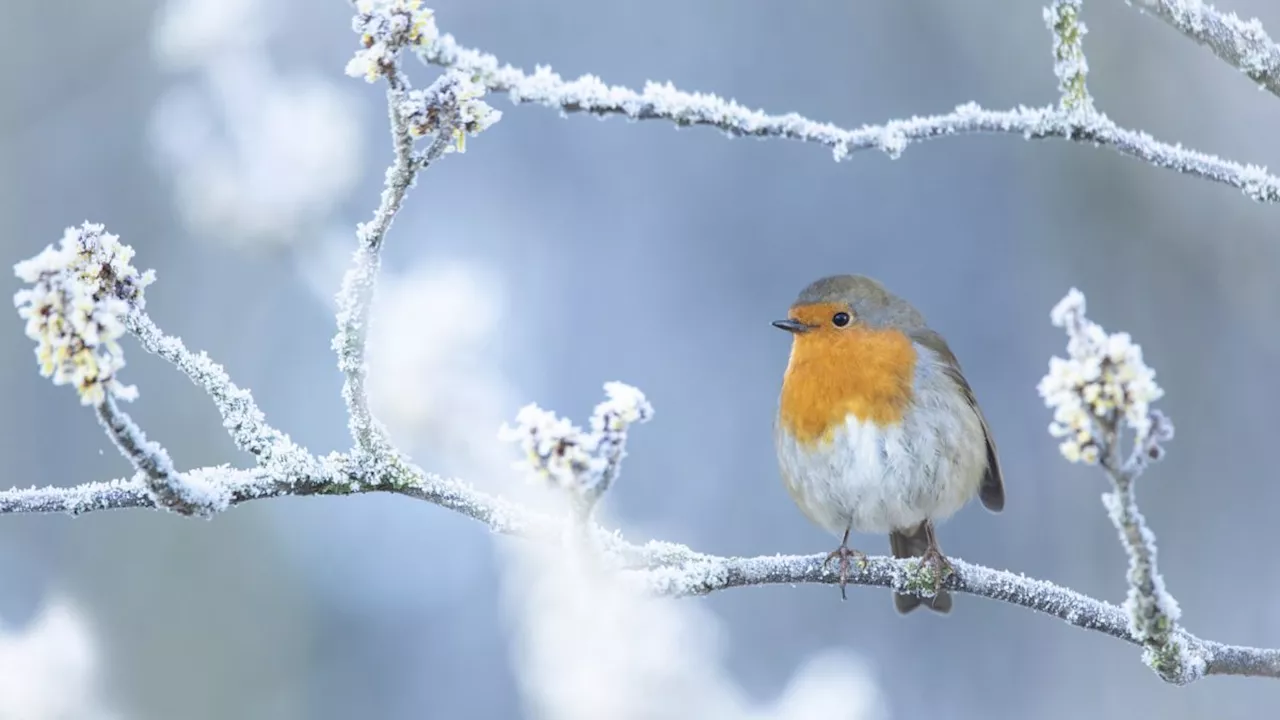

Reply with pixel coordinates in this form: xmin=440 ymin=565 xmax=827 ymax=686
xmin=771 ymin=318 xmax=813 ymax=334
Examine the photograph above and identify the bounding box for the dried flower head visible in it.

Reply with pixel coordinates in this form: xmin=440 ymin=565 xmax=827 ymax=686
xmin=1037 ymin=288 xmax=1170 ymax=465
xmin=499 ymin=382 xmax=653 ymax=500
xmin=345 ymin=0 xmax=439 ymax=82
xmin=400 ymin=70 xmax=502 ymax=152
xmin=13 ymin=223 xmax=155 ymax=406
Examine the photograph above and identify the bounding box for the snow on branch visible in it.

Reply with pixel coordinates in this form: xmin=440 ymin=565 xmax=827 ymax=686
xmin=640 ymin=553 xmax=1280 ymax=681
xmin=0 ymin=383 xmax=1277 ymax=681
xmin=93 ymin=396 xmax=228 ymax=516
xmin=500 ymin=382 xmax=654 ymax=519
xmin=415 ymin=18 xmax=1280 ymax=203
xmin=1047 ymin=0 xmax=1094 ymax=113
xmin=12 ymin=223 xmax=218 ymax=514
xmin=1132 ymin=0 xmax=1280 ymax=99
xmin=334 ymin=0 xmax=500 ymax=457
xmin=124 ymin=313 xmax=306 ymax=465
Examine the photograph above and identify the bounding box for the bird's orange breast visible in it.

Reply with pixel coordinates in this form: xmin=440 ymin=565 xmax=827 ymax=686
xmin=778 ymin=318 xmax=917 ymax=447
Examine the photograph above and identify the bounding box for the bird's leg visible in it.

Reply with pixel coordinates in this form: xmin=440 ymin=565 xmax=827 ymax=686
xmin=915 ymin=521 xmax=954 ymax=593
xmin=821 ymin=524 xmax=866 ymax=601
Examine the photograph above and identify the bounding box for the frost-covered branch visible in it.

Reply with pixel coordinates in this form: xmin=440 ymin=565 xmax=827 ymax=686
xmin=1038 ymin=289 xmax=1198 ymax=683
xmin=93 ymin=395 xmax=224 ymax=516
xmin=416 ymin=26 xmax=1280 ymax=203
xmin=126 ymin=313 xmax=304 ymax=464
xmin=1047 ymin=0 xmax=1094 ymax=112
xmin=499 ymin=382 xmax=654 ymax=519
xmin=335 ymin=1 xmax=499 ymax=456
xmin=1132 ymin=0 xmax=1280 ymax=98
xmin=334 ymin=0 xmax=435 ymax=457
xmin=11 ymin=223 xmax=224 ymax=514
xmin=0 ymin=454 xmax=1277 ymax=681
xmin=639 ymin=552 xmax=1280 ymax=680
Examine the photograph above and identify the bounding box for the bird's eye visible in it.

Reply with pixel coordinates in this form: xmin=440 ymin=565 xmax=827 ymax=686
xmin=832 ymin=312 xmax=851 ymax=327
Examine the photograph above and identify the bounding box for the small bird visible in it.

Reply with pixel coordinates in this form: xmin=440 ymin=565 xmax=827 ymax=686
xmin=772 ymin=274 xmax=1003 ymax=613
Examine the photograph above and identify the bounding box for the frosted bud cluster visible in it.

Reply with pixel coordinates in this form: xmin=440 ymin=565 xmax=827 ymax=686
xmin=499 ymin=382 xmax=654 ymax=498
xmin=345 ymin=0 xmax=439 ymax=82
xmin=400 ymin=70 xmax=502 ymax=153
xmin=13 ymin=223 xmax=156 ymax=406
xmin=1037 ymin=289 xmax=1171 ymax=464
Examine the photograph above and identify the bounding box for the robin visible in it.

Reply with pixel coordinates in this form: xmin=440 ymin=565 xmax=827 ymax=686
xmin=772 ymin=274 xmax=1004 ymax=613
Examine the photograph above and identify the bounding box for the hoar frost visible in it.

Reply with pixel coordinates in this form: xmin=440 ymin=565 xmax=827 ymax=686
xmin=400 ymin=70 xmax=502 ymax=153
xmin=499 ymin=382 xmax=653 ymax=498
xmin=345 ymin=0 xmax=439 ymax=82
xmin=1037 ymin=288 xmax=1170 ymax=464
xmin=13 ymin=223 xmax=156 ymax=406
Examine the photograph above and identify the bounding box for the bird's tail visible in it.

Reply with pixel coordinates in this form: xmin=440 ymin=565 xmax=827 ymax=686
xmin=889 ymin=523 xmax=952 ymax=615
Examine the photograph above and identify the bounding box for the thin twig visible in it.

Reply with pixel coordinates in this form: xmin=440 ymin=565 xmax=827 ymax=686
xmin=94 ymin=396 xmax=223 ymax=515
xmin=1131 ymin=0 xmax=1280 ymax=98
xmin=0 ymin=459 xmax=694 ymax=568
xmin=417 ymin=35 xmax=1280 ymax=203
xmin=127 ymin=312 xmax=303 ymax=464
xmin=333 ymin=84 xmax=417 ymax=457
xmin=1100 ymin=423 xmax=1190 ymax=682
xmin=1047 ymin=0 xmax=1094 ymax=112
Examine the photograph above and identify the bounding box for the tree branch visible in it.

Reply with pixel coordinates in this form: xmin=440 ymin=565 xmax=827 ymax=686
xmin=1131 ymin=0 xmax=1280 ymax=98
xmin=332 ymin=82 xmax=416 ymax=457
xmin=640 ymin=553 xmax=1280 ymax=681
xmin=335 ymin=16 xmax=502 ymax=458
xmin=0 ymin=464 xmax=1276 ymax=682
xmin=417 ymin=31 xmax=1280 ymax=203
xmin=126 ymin=312 xmax=304 ymax=464
xmin=94 ymin=395 xmax=221 ymax=515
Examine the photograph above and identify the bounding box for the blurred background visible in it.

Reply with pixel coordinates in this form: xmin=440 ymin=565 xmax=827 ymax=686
xmin=3 ymin=0 xmax=1280 ymax=717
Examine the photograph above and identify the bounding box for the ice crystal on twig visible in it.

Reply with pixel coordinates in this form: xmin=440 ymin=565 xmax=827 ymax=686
xmin=1046 ymin=0 xmax=1093 ymax=113
xmin=499 ymin=382 xmax=653 ymax=514
xmin=1135 ymin=0 xmax=1280 ymax=99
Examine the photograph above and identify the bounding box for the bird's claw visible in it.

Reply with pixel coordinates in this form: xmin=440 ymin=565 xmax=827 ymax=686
xmin=916 ymin=546 xmax=954 ymax=593
xmin=822 ymin=545 xmax=867 ymax=601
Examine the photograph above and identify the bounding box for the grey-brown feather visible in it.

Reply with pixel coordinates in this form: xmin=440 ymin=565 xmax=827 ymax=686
xmin=907 ymin=328 xmax=1004 ymax=513
xmin=889 ymin=522 xmax=952 ymax=614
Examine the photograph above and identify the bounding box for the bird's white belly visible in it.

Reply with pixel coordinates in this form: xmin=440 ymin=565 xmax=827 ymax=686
xmin=776 ymin=401 xmax=984 ymax=537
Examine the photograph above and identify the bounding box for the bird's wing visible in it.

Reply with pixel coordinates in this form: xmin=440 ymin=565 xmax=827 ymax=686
xmin=908 ymin=328 xmax=1004 ymax=512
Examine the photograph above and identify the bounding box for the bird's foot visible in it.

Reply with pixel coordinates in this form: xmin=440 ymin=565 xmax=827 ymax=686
xmin=916 ymin=544 xmax=954 ymax=593
xmin=822 ymin=544 xmax=867 ymax=601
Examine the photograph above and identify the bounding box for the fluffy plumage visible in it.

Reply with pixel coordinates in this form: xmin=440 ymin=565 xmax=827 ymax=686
xmin=773 ymin=274 xmax=1003 ymax=613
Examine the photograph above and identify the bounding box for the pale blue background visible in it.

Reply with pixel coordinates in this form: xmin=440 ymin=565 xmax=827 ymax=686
xmin=3 ymin=1 xmax=1279 ymax=718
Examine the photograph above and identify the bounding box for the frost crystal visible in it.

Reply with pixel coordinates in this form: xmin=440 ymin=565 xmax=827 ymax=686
xmin=399 ymin=69 xmax=502 ymax=153
xmin=1037 ymin=289 xmax=1170 ymax=465
xmin=345 ymin=0 xmax=439 ymax=82
xmin=499 ymin=382 xmax=653 ymax=502
xmin=13 ymin=223 xmax=156 ymax=406
xmin=1046 ymin=0 xmax=1092 ymax=113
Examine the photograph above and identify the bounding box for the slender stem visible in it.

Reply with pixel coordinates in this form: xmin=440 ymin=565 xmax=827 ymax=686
xmin=94 ymin=396 xmax=216 ymax=515
xmin=333 ymin=85 xmax=417 ymax=456
xmin=1131 ymin=0 xmax=1280 ymax=99
xmin=418 ymin=36 xmax=1280 ymax=202
xmin=127 ymin=312 xmax=301 ymax=463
